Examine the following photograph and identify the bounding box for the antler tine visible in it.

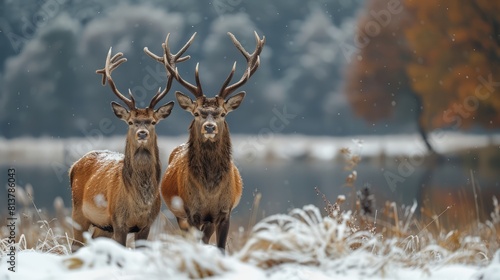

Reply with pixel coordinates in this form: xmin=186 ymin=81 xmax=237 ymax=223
xmin=218 ymin=31 xmax=265 ymax=99
xmin=194 ymin=63 xmax=203 ymax=96
xmin=96 ymin=47 xmax=135 ymax=109
xmin=163 ymin=33 xmax=203 ymax=98
xmin=146 ymin=33 xmax=199 ymax=108
xmin=218 ymin=61 xmax=237 ymax=95
xmin=172 ymin=32 xmax=197 ymax=62
xmin=144 ymin=33 xmax=193 ymax=62
xmin=96 ymin=51 xmax=124 ymax=85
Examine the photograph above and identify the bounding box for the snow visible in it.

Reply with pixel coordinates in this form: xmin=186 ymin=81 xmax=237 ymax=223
xmin=268 ymin=264 xmax=481 ymax=280
xmin=1 ymin=234 xmax=265 ymax=280
xmin=0 ymin=248 xmax=492 ymax=280
xmin=93 ymin=194 xmax=108 ymax=208
xmin=94 ymin=150 xmax=124 ymax=163
xmin=171 ymin=196 xmax=184 ymax=211
xmin=1 ymin=205 xmax=499 ymax=280
xmin=2 ymin=133 xmax=500 ymax=166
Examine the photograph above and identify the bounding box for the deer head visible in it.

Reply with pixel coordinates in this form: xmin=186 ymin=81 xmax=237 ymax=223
xmin=145 ymin=32 xmax=265 ymax=143
xmin=96 ymin=36 xmax=195 ymax=146
xmin=174 ymin=92 xmax=244 ymax=142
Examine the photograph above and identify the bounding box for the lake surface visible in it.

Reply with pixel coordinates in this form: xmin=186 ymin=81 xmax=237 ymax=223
xmin=1 ymin=156 xmax=498 ymax=229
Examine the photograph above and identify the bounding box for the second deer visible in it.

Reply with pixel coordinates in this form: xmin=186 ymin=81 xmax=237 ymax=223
xmin=145 ymin=31 xmax=265 ymax=251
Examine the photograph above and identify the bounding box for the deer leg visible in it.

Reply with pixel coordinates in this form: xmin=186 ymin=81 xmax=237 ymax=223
xmin=176 ymin=217 xmax=190 ymax=231
xmin=215 ymin=215 xmax=230 ymax=253
xmin=134 ymin=226 xmax=151 ymax=249
xmin=112 ymin=225 xmax=128 ymax=247
xmin=114 ymin=231 xmax=127 ymax=247
xmin=92 ymin=227 xmax=113 ymax=239
xmin=201 ymin=222 xmax=215 ymax=244
xmin=136 ymin=226 xmax=150 ymax=240
xmin=71 ymin=210 xmax=91 ymax=251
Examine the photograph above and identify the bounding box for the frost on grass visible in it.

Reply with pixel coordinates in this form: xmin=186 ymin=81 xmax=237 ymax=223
xmin=1 ymin=184 xmax=499 ymax=279
xmin=236 ymin=203 xmax=498 ymax=275
xmin=1 ymin=233 xmax=264 ymax=280
xmin=0 ymin=202 xmax=499 ymax=279
xmin=236 ymin=205 xmax=369 ymax=269
xmin=472 ymin=250 xmax=500 ymax=280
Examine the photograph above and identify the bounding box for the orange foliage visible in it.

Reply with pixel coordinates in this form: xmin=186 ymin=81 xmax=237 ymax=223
xmin=404 ymin=0 xmax=500 ymax=129
xmin=345 ymin=0 xmax=500 ymax=130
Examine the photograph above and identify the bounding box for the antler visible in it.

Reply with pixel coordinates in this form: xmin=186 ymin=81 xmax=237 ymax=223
xmin=144 ymin=33 xmax=202 ymax=101
xmin=218 ymin=31 xmax=265 ymax=99
xmin=96 ymin=48 xmax=136 ymax=109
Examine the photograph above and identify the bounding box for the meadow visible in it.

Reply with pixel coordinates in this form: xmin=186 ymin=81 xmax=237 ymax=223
xmin=1 ymin=143 xmax=499 ymax=279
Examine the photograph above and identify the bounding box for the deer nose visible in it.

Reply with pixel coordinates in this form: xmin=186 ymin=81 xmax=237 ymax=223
xmin=137 ymin=130 xmax=149 ymax=140
xmin=204 ymin=123 xmax=216 ymax=134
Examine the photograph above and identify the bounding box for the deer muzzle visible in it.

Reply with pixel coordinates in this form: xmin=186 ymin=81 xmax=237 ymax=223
xmin=137 ymin=129 xmax=149 ymax=142
xmin=204 ymin=123 xmax=216 ymax=134
xmin=202 ymin=121 xmax=217 ymax=140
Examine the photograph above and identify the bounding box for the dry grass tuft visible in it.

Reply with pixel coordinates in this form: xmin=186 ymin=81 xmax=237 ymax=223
xmin=235 ymin=205 xmax=372 ymax=268
xmin=0 ymin=185 xmax=73 ymax=255
xmin=235 ymin=200 xmax=498 ymax=272
xmin=60 ymin=232 xmax=245 ymax=278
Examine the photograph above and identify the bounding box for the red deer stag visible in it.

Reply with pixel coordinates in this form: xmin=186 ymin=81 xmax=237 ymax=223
xmin=70 ymin=37 xmax=194 ymax=249
xmin=145 ymin=31 xmax=265 ymax=251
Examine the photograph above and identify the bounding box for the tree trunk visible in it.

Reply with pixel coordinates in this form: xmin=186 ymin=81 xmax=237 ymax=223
xmin=414 ymin=93 xmax=436 ymax=154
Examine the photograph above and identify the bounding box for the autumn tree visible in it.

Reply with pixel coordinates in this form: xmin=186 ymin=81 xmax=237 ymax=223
xmin=345 ymin=0 xmax=500 ymax=152
xmin=342 ymin=0 xmax=436 ymax=151
xmin=404 ymin=0 xmax=500 ymax=130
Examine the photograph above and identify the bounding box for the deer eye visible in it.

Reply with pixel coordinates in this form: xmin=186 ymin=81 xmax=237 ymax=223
xmin=194 ymin=112 xmax=199 ymax=117
xmin=151 ymin=121 xmax=157 ymax=125
xmin=220 ymin=113 xmax=226 ymax=117
xmin=128 ymin=121 xmax=133 ymax=125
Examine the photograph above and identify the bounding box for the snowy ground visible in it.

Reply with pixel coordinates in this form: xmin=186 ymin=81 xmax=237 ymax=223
xmin=1 ymin=205 xmax=499 ymax=280
xmin=1 ymin=245 xmax=497 ymax=280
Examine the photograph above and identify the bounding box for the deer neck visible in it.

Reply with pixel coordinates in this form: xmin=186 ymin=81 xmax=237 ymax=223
xmin=122 ymin=136 xmax=161 ymax=200
xmin=187 ymin=121 xmax=232 ymax=190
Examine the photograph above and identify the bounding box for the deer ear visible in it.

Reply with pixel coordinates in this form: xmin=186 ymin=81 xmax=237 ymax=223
xmin=111 ymin=101 xmax=130 ymax=121
xmin=154 ymin=101 xmax=175 ymax=121
xmin=224 ymin=91 xmax=245 ymax=113
xmin=176 ymin=91 xmax=195 ymax=111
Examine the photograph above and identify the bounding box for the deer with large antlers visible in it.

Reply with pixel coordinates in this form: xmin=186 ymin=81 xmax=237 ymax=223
xmin=145 ymin=31 xmax=265 ymax=251
xmin=70 ymin=39 xmax=193 ymax=249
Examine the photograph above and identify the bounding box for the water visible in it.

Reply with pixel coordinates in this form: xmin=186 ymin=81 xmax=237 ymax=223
xmin=1 ymin=158 xmax=498 ymax=227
